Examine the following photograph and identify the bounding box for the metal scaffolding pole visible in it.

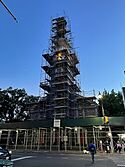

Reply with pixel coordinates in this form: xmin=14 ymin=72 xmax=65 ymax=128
xmin=45 ymin=129 xmax=47 ymax=150
xmin=85 ymin=129 xmax=88 ymax=146
xmin=58 ymin=127 xmax=60 ymax=151
xmin=93 ymin=126 xmax=96 ymax=144
xmin=64 ymin=128 xmax=67 ymax=151
xmin=50 ymin=128 xmax=52 ymax=151
xmin=15 ymin=130 xmax=18 ymax=150
xmin=30 ymin=129 xmax=34 ymax=150
xmin=25 ymin=130 xmax=28 ymax=150
xmin=0 ymin=130 xmax=2 ymax=146
xmin=78 ymin=127 xmax=81 ymax=152
xmin=6 ymin=130 xmax=10 ymax=148
xmin=108 ymin=126 xmax=114 ymax=153
xmin=37 ymin=129 xmax=40 ymax=151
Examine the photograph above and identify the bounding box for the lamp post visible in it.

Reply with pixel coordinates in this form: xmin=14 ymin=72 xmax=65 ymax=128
xmin=98 ymin=92 xmax=113 ymax=153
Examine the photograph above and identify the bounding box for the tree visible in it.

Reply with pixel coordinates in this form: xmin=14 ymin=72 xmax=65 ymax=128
xmin=98 ymin=89 xmax=125 ymax=117
xmin=0 ymin=87 xmax=39 ymax=122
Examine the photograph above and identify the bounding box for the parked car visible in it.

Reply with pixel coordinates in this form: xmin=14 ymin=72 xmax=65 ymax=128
xmin=0 ymin=147 xmax=12 ymax=160
xmin=0 ymin=159 xmax=13 ymax=167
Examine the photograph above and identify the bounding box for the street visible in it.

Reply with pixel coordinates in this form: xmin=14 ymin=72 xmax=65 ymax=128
xmin=11 ymin=151 xmax=125 ymax=167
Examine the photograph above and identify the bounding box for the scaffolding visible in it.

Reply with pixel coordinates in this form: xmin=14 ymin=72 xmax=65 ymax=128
xmin=29 ymin=16 xmax=98 ymax=120
xmin=0 ymin=125 xmax=124 ymax=153
xmin=36 ymin=16 xmax=97 ymax=120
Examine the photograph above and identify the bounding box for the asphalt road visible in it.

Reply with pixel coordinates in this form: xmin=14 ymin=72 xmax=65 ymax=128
xmin=11 ymin=151 xmax=125 ymax=167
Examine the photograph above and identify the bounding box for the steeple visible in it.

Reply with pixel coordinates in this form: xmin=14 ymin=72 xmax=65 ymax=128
xmin=40 ymin=16 xmax=82 ymax=119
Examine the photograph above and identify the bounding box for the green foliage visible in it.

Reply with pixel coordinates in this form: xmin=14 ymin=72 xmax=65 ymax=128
xmin=0 ymin=87 xmax=39 ymax=122
xmin=99 ymin=89 xmax=125 ymax=117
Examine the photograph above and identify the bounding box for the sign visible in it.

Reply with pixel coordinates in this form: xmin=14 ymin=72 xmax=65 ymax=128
xmin=53 ymin=119 xmax=60 ymax=128
xmin=103 ymin=116 xmax=109 ymax=124
xmin=63 ymin=135 xmax=68 ymax=142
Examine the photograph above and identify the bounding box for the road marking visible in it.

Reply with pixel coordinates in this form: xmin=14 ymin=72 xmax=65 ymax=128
xmin=44 ymin=151 xmax=49 ymax=153
xmin=12 ymin=156 xmax=33 ymax=162
xmin=46 ymin=156 xmax=52 ymax=158
xmin=61 ymin=157 xmax=68 ymax=159
xmin=60 ymin=154 xmax=65 ymax=156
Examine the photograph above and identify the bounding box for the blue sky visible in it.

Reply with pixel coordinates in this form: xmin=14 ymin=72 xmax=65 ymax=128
xmin=0 ymin=0 xmax=125 ymax=96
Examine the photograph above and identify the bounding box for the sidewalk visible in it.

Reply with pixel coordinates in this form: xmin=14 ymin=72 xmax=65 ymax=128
xmin=106 ymin=153 xmax=125 ymax=166
xmin=11 ymin=149 xmax=125 ymax=156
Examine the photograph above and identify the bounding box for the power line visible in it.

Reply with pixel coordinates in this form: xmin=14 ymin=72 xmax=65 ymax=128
xmin=0 ymin=0 xmax=18 ymax=23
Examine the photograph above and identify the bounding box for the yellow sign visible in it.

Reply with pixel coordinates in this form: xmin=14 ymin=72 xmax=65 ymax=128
xmin=103 ymin=116 xmax=109 ymax=124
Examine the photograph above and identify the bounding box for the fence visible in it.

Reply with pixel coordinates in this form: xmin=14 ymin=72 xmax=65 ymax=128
xmin=0 ymin=126 xmax=124 ymax=153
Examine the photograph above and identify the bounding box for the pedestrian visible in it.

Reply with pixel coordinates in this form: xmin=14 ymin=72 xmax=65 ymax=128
xmin=88 ymin=141 xmax=96 ymax=164
xmin=123 ymin=142 xmax=125 ymax=152
xmin=116 ymin=141 xmax=122 ymax=153
xmin=105 ymin=140 xmax=111 ymax=153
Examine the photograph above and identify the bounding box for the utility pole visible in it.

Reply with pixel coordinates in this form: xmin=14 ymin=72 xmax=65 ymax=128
xmin=98 ymin=92 xmax=113 ymax=153
xmin=0 ymin=0 xmax=18 ymax=23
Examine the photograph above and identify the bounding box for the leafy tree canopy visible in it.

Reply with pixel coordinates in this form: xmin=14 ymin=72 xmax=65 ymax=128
xmin=98 ymin=89 xmax=125 ymax=117
xmin=0 ymin=87 xmax=39 ymax=122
